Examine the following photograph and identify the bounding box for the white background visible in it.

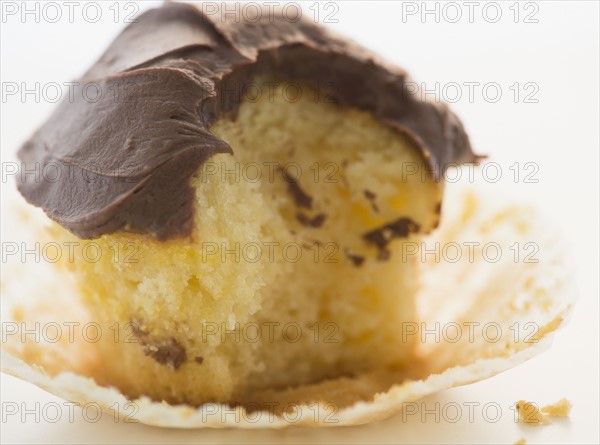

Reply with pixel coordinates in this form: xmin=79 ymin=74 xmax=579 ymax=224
xmin=1 ymin=1 xmax=598 ymax=444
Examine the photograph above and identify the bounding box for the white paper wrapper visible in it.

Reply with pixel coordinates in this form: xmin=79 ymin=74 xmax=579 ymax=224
xmin=0 ymin=184 xmax=576 ymax=428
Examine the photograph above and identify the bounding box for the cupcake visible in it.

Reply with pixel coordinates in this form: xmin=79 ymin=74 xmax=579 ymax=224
xmin=16 ymin=2 xmax=477 ymax=406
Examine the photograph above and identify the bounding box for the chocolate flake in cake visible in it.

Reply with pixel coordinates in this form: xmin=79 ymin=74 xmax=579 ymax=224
xmin=281 ymin=169 xmax=312 ymax=209
xmin=363 ymin=217 xmax=420 ymax=260
xmin=130 ymin=320 xmax=148 ymax=339
xmin=377 ymin=249 xmax=391 ymax=261
xmin=142 ymin=338 xmax=187 ymax=370
xmin=297 ymin=212 xmax=327 ymax=228
xmin=344 ymin=249 xmax=365 ymax=267
xmin=363 ymin=217 xmax=420 ymax=249
xmin=194 ymin=356 xmax=205 ymax=364
xmin=363 ymin=189 xmax=379 ymax=213
xmin=131 ymin=320 xmax=187 ymax=370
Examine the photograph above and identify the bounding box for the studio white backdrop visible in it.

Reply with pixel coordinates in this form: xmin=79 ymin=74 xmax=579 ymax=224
xmin=1 ymin=1 xmax=598 ymax=444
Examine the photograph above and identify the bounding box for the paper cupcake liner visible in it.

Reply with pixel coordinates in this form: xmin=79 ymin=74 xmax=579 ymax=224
xmin=0 ymin=183 xmax=576 ymax=428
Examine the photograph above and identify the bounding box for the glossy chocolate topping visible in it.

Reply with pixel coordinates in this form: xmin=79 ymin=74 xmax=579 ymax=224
xmin=17 ymin=2 xmax=477 ymax=240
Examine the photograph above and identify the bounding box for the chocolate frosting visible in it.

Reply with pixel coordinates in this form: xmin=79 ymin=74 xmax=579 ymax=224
xmin=17 ymin=2 xmax=477 ymax=240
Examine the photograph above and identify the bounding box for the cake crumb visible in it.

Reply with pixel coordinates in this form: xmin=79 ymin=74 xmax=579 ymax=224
xmin=541 ymin=398 xmax=572 ymax=417
xmin=515 ymin=398 xmax=572 ymax=426
xmin=514 ymin=439 xmax=526 ymax=445
xmin=515 ymin=400 xmax=551 ymax=425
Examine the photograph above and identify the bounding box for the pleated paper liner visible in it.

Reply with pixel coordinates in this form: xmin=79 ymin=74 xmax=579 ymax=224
xmin=1 ymin=183 xmax=576 ymax=428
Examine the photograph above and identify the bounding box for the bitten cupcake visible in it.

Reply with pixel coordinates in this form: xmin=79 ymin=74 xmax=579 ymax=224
xmin=16 ymin=2 xmax=477 ymax=406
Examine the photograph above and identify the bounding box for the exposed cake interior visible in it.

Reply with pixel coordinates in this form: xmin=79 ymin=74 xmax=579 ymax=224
xmin=57 ymin=81 xmax=442 ymax=405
